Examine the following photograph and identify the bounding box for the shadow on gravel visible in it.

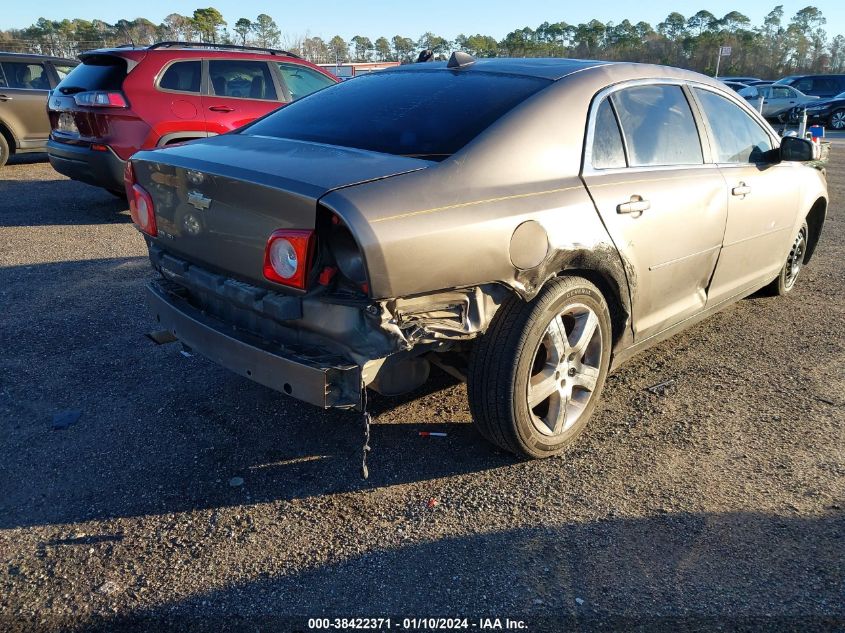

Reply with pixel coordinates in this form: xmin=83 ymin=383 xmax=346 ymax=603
xmin=0 ymin=178 xmax=128 ymax=227
xmin=0 ymin=256 xmax=513 ymax=529
xmin=5 ymin=153 xmax=49 ymax=165
xmin=82 ymin=511 xmax=844 ymax=631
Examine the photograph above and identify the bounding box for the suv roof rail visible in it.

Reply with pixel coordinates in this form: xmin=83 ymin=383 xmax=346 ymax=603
xmin=147 ymin=41 xmax=301 ymax=59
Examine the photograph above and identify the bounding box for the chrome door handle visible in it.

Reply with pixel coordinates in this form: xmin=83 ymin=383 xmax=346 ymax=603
xmin=732 ymin=183 xmax=751 ymax=197
xmin=0 ymin=94 xmax=12 ymax=101
xmin=617 ymin=196 xmax=650 ymax=214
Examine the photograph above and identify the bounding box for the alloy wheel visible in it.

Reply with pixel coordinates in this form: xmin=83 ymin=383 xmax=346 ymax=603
xmin=831 ymin=110 xmax=845 ymax=130
xmin=527 ymin=303 xmax=602 ymax=436
xmin=784 ymin=226 xmax=807 ymax=290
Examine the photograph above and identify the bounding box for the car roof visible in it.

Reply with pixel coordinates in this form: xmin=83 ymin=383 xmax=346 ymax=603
xmin=0 ymin=51 xmax=78 ymax=64
xmin=384 ymin=58 xmax=610 ymax=81
xmin=384 ymin=58 xmax=729 ymax=88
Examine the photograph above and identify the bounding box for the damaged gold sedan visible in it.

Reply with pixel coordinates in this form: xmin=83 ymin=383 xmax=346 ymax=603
xmin=128 ymin=53 xmax=828 ymax=458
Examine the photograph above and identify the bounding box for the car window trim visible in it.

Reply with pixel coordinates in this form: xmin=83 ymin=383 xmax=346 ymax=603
xmin=582 ymin=78 xmax=715 ymax=177
xmin=686 ymin=82 xmax=781 ymax=167
xmin=205 ymin=58 xmax=283 ymax=103
xmin=154 ymin=58 xmax=204 ymax=96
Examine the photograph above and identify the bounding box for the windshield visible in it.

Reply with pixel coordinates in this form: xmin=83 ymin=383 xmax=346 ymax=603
xmin=242 ymin=70 xmax=551 ymax=161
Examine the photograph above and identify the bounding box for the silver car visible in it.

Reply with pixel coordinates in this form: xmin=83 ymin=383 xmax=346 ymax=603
xmin=738 ymin=83 xmax=818 ymax=120
xmin=128 ymin=54 xmax=828 ymax=458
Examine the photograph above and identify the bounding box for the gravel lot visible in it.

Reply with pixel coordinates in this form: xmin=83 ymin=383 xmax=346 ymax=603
xmin=0 ymin=150 xmax=843 ymax=632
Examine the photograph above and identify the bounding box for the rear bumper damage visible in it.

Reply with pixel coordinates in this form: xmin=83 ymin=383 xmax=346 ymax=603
xmin=145 ymin=245 xmax=508 ymax=408
xmin=147 ymin=280 xmax=363 ymax=408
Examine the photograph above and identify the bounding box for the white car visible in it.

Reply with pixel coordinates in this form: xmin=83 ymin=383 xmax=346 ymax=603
xmin=739 ymin=84 xmax=818 ymax=120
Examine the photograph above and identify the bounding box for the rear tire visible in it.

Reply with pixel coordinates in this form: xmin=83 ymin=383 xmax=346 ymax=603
xmin=829 ymin=109 xmax=845 ymax=131
xmin=468 ymin=276 xmax=612 ymax=458
xmin=0 ymin=133 xmax=9 ymax=168
xmin=766 ymin=221 xmax=808 ymax=296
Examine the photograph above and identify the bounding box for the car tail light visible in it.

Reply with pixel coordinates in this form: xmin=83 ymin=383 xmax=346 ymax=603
xmin=263 ymin=230 xmax=315 ymax=290
xmin=74 ymin=91 xmax=128 ymax=108
xmin=124 ymin=161 xmax=157 ymax=236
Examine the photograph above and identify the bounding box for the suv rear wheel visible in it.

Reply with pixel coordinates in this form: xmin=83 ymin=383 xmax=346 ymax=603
xmin=468 ymin=276 xmax=612 ymax=458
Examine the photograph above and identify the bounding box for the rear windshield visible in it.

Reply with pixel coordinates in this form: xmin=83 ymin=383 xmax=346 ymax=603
xmin=56 ymin=55 xmax=128 ymax=93
xmin=242 ymin=70 xmax=551 ymax=160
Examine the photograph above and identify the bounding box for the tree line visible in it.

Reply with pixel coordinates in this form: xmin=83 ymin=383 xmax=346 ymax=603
xmin=1 ymin=5 xmax=843 ymax=77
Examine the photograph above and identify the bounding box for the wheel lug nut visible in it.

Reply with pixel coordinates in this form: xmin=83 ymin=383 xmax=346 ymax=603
xmin=568 ymin=367 xmax=577 ymax=377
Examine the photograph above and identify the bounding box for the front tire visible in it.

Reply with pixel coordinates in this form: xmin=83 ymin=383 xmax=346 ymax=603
xmin=468 ymin=276 xmax=612 ymax=458
xmin=766 ymin=221 xmax=808 ymax=296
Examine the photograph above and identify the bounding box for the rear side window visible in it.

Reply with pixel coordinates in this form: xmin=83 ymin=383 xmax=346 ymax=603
xmin=610 ymin=85 xmax=703 ymax=167
xmin=694 ymin=88 xmax=773 ymax=163
xmin=209 ymin=60 xmax=277 ymax=100
xmin=1 ymin=62 xmax=50 ymax=90
xmin=592 ymin=98 xmax=626 ymax=169
xmin=276 ymin=63 xmax=334 ymax=101
xmin=159 ymin=61 xmax=201 ymax=93
xmin=243 ymin=70 xmax=550 ymax=161
xmin=56 ymin=56 xmax=127 ymax=93
xmin=53 ymin=64 xmax=76 ymax=80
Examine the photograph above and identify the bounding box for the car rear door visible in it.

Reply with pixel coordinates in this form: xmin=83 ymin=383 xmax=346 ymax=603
xmin=0 ymin=60 xmax=52 ymax=146
xmin=690 ymin=86 xmax=799 ymax=303
xmin=581 ymin=82 xmax=728 ymax=341
xmin=202 ymin=58 xmax=285 ymax=134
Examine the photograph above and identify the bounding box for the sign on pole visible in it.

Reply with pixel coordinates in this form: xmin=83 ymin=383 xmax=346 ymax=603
xmin=720 ymin=46 xmax=732 ymax=56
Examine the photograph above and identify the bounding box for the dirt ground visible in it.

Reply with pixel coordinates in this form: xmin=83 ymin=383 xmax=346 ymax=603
xmin=0 ymin=149 xmax=843 ymax=632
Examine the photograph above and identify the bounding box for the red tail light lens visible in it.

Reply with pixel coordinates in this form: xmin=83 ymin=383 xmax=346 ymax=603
xmin=74 ymin=91 xmax=128 ymax=108
xmin=124 ymin=162 xmax=156 ymax=236
xmin=263 ymin=229 xmax=315 ymax=289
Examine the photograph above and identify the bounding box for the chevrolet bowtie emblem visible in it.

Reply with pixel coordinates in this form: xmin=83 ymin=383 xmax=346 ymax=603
xmin=187 ymin=191 xmax=211 ymax=210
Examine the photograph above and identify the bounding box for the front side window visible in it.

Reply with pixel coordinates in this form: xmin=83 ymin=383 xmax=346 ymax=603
xmin=694 ymin=88 xmax=774 ymax=164
xmin=159 ymin=61 xmax=201 ymax=93
xmin=610 ymin=85 xmax=703 ymax=167
xmin=276 ymin=63 xmax=335 ymax=101
xmin=208 ymin=60 xmax=277 ymax=100
xmin=1 ymin=62 xmax=50 ymax=90
xmin=591 ymin=98 xmax=626 ymax=169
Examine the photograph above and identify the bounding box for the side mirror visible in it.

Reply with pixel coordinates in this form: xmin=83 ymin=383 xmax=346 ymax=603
xmin=780 ymin=136 xmax=816 ymax=162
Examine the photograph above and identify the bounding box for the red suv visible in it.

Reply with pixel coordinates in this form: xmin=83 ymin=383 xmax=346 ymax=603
xmin=47 ymin=42 xmax=338 ymax=194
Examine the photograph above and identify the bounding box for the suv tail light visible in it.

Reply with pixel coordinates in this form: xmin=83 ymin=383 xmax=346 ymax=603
xmin=124 ymin=161 xmax=157 ymax=236
xmin=74 ymin=91 xmax=128 ymax=108
xmin=263 ymin=230 xmax=315 ymax=290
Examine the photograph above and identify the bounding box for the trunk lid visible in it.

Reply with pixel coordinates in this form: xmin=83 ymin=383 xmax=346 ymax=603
xmin=132 ymin=133 xmax=429 ymax=288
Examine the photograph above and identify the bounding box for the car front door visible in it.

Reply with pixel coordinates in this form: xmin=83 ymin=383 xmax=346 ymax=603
xmin=0 ymin=60 xmax=52 ymax=147
xmin=582 ymin=83 xmax=728 ymax=341
xmin=202 ymin=59 xmax=284 ymax=134
xmin=691 ymin=86 xmax=799 ymax=303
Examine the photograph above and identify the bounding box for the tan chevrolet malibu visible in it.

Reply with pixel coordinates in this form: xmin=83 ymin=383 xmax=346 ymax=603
xmin=126 ymin=53 xmax=828 ymax=459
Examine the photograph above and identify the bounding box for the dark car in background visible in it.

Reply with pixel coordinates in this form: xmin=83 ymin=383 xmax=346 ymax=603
xmin=46 ymin=42 xmax=337 ymax=194
xmin=0 ymin=52 xmax=78 ymax=167
xmin=775 ymin=74 xmax=845 ymax=98
xmin=791 ymin=91 xmax=845 ymax=130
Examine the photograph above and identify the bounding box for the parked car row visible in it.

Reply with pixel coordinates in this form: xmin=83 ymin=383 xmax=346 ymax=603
xmin=0 ymin=42 xmax=337 ymax=181
xmin=719 ymin=73 xmax=845 ymax=128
